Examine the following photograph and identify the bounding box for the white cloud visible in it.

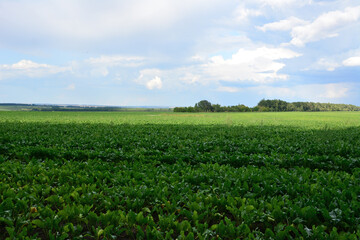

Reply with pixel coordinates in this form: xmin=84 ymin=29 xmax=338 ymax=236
xmin=137 ymin=69 xmax=162 ymax=80
xmin=343 ymin=56 xmax=360 ymax=66
xmin=0 ymin=60 xmax=70 ymax=80
xmin=255 ymin=0 xmax=312 ymax=8
xmin=303 ymin=49 xmax=360 ymax=71
xmin=224 ymin=0 xmax=312 ymax=26
xmin=233 ymin=6 xmax=262 ymax=22
xmin=203 ymin=47 xmax=301 ymax=83
xmin=0 ymin=0 xmax=226 ymax=46
xmin=135 ymin=66 xmax=205 ymax=91
xmin=258 ymin=17 xmax=309 ymax=32
xmin=135 ymin=69 xmax=164 ymax=90
xmin=135 ymin=47 xmax=300 ymax=89
xmin=146 ymin=76 xmax=162 ymax=90
xmin=316 ymin=58 xmax=341 ymax=71
xmin=290 ymin=6 xmax=360 ymax=46
xmin=2 ymin=60 xmax=50 ymax=70
xmin=85 ymin=55 xmax=145 ymax=67
xmin=68 ymin=55 xmax=145 ymax=78
xmin=180 ymin=73 xmax=201 ymax=84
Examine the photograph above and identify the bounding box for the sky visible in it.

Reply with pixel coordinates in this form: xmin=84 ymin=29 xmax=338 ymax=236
xmin=0 ymin=0 xmax=360 ymax=107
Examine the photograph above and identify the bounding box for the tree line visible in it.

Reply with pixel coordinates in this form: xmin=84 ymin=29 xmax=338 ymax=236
xmin=173 ymin=99 xmax=360 ymax=112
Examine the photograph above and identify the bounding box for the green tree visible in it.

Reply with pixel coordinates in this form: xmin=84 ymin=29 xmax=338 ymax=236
xmin=212 ymin=104 xmax=223 ymax=112
xmin=195 ymin=100 xmax=213 ymax=112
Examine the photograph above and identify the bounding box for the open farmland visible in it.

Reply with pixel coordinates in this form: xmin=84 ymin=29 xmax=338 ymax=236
xmin=1 ymin=111 xmax=360 ymax=239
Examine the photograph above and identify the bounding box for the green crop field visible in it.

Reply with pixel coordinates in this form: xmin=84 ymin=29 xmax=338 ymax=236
xmin=1 ymin=111 xmax=360 ymax=239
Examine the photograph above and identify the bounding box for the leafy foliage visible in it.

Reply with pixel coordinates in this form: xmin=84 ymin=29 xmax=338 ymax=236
xmin=1 ymin=112 xmax=360 ymax=239
xmin=174 ymin=99 xmax=360 ymax=112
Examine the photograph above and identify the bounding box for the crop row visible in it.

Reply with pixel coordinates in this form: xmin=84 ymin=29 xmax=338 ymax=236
xmin=1 ymin=116 xmax=360 ymax=239
xmin=1 ymin=123 xmax=360 ymax=173
xmin=1 ymin=159 xmax=360 ymax=239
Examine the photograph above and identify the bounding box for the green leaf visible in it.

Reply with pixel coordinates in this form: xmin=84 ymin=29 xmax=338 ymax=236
xmin=97 ymin=229 xmax=104 ymax=237
xmin=136 ymin=212 xmax=144 ymax=224
xmin=211 ymin=224 xmax=218 ymax=231
xmin=136 ymin=226 xmax=145 ymax=239
xmin=265 ymin=228 xmax=275 ymax=238
xmin=32 ymin=219 xmax=45 ymax=229
xmin=245 ymin=205 xmax=255 ymax=211
xmin=0 ymin=217 xmax=13 ymax=227
xmin=186 ymin=232 xmax=194 ymax=240
xmin=218 ymin=220 xmax=226 ymax=235
xmin=5 ymin=227 xmax=15 ymax=238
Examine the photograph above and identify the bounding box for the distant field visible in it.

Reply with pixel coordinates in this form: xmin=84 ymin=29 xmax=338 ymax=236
xmin=1 ymin=111 xmax=360 ymax=239
xmin=0 ymin=104 xmax=172 ymax=112
xmin=0 ymin=105 xmax=33 ymax=111
xmin=1 ymin=111 xmax=360 ymax=128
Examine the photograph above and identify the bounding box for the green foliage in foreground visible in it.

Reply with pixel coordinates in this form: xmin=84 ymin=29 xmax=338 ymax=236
xmin=1 ymin=112 xmax=360 ymax=239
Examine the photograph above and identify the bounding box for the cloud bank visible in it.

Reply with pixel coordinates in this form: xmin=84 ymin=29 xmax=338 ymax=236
xmin=0 ymin=60 xmax=69 ymax=80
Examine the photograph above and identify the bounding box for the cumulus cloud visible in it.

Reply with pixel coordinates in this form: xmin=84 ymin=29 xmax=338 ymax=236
xmin=305 ymin=48 xmax=360 ymax=71
xmin=180 ymin=73 xmax=201 ymax=84
xmin=135 ymin=47 xmax=300 ymax=89
xmin=290 ymin=6 xmax=360 ymax=47
xmin=2 ymin=60 xmax=50 ymax=70
xmin=315 ymin=58 xmax=341 ymax=71
xmin=233 ymin=6 xmax=262 ymax=22
xmin=0 ymin=60 xmax=70 ymax=80
xmin=146 ymin=76 xmax=162 ymax=90
xmin=203 ymin=47 xmax=301 ymax=83
xmin=343 ymin=56 xmax=360 ymax=66
xmin=258 ymin=17 xmax=309 ymax=32
xmin=135 ymin=69 xmax=164 ymax=90
xmin=227 ymin=0 xmax=312 ymax=26
xmin=135 ymin=65 xmax=205 ymax=91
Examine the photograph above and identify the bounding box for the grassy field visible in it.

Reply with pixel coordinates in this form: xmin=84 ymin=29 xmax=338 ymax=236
xmin=1 ymin=111 xmax=360 ymax=239
xmin=1 ymin=111 xmax=360 ymax=127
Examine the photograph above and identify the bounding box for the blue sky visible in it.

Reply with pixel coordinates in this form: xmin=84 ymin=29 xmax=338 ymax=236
xmin=0 ymin=0 xmax=359 ymax=107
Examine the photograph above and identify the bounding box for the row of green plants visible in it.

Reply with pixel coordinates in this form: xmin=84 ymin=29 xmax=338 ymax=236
xmin=1 ymin=159 xmax=360 ymax=239
xmin=1 ymin=123 xmax=360 ymax=173
xmin=1 ymin=113 xmax=360 ymax=239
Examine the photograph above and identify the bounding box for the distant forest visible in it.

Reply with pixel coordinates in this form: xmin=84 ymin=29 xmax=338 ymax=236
xmin=173 ymin=99 xmax=360 ymax=112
